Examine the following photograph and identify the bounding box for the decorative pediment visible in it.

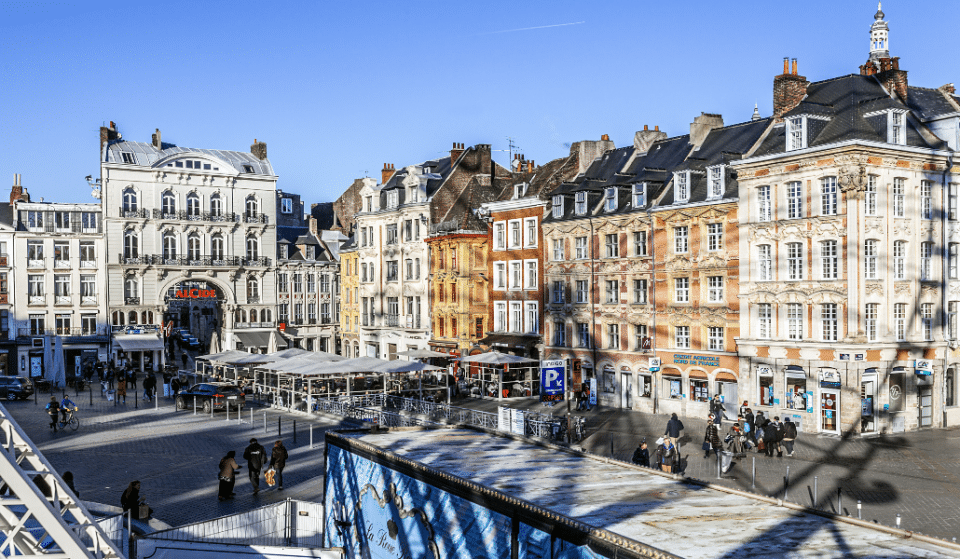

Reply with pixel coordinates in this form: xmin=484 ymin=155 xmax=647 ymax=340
xmin=864 ymin=282 xmax=883 ymax=296
xmin=892 ymin=219 xmax=913 ymax=237
xmin=864 ymin=218 xmax=884 ymax=236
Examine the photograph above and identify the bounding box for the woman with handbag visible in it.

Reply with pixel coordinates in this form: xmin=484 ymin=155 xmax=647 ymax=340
xmin=218 ymin=450 xmax=242 ymax=501
xmin=121 ymin=481 xmax=152 ymax=519
xmin=703 ymin=414 xmax=722 ymax=459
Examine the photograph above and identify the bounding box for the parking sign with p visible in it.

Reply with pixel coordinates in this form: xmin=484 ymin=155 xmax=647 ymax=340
xmin=540 ymin=360 xmax=565 ymax=402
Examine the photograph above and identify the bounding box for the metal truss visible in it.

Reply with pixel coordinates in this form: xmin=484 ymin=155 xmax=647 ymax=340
xmin=0 ymin=402 xmax=125 ymax=558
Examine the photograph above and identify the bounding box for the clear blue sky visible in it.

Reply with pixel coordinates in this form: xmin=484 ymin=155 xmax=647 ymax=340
xmin=1 ymin=1 xmax=956 ymax=206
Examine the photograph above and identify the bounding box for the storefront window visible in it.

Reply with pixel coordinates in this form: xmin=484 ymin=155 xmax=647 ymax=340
xmin=758 ymin=366 xmax=774 ymax=406
xmin=690 ymin=379 xmax=709 ymax=402
xmin=784 ymin=367 xmax=808 ymax=411
xmin=888 ymin=370 xmax=906 ymax=413
xmin=602 ymin=367 xmax=616 ymax=393
xmin=665 ymin=375 xmax=682 ymax=399
xmin=639 ymin=374 xmax=652 ymax=397
xmin=947 ymin=369 xmax=956 ymax=407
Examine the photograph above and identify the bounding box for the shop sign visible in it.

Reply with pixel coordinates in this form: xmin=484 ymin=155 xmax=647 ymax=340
xmin=572 ymin=359 xmax=582 ymax=386
xmin=672 ymin=354 xmax=719 ymax=367
xmin=914 ymin=359 xmax=933 ymax=376
xmin=819 ymin=369 xmax=841 ymax=389
xmin=757 ymin=365 xmax=772 ymax=376
xmin=174 ymin=288 xmax=217 ymax=299
xmin=539 ymin=360 xmax=565 ymax=403
xmin=839 ymin=353 xmax=850 ymax=361
xmin=649 ymin=357 xmax=661 ymax=372
xmin=589 ymin=378 xmax=597 ymax=406
xmin=855 ymin=354 xmax=865 ymax=361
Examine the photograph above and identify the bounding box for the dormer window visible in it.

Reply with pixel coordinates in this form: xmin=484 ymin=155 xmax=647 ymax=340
xmin=604 ymin=187 xmax=617 ymax=212
xmin=707 ymin=166 xmax=725 ymax=199
xmin=575 ymin=192 xmax=587 ymax=215
xmin=514 ymin=183 xmax=528 ymax=199
xmin=280 ymin=245 xmax=288 ymax=259
xmin=242 ymin=165 xmax=255 ymax=173
xmin=786 ymin=116 xmax=807 ymax=151
xmin=674 ymin=171 xmax=690 ymax=203
xmin=281 ymin=198 xmax=293 ymax=214
xmin=552 ymin=195 xmax=563 ymax=218
xmin=632 ymin=184 xmax=647 ymax=208
xmin=306 ymin=245 xmax=315 ymax=260
xmin=387 ymin=190 xmax=399 ymax=210
xmin=888 ymin=111 xmax=906 ymax=145
xmin=408 ymin=186 xmax=418 ymax=203
xmin=120 ymin=152 xmax=136 ymax=164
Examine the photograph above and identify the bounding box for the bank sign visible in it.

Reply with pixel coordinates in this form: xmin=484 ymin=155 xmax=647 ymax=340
xmin=540 ymin=360 xmax=565 ymax=402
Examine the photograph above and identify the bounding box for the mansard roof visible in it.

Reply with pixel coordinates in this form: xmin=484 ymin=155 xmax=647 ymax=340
xmin=104 ymin=139 xmax=274 ymax=175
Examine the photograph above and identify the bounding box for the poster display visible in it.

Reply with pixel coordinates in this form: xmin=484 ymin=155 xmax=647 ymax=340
xmin=589 ymin=378 xmax=597 ymax=407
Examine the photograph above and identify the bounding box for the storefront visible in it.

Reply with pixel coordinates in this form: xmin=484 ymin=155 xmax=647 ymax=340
xmin=715 ymin=372 xmax=739 ymax=418
xmin=861 ymin=368 xmax=879 ymax=434
xmin=818 ymin=368 xmax=841 ymax=435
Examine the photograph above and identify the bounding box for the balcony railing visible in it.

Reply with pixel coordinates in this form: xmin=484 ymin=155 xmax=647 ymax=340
xmin=18 ymin=326 xmax=109 ymax=337
xmin=28 ymin=295 xmax=45 ymax=305
xmin=118 ymin=254 xmax=256 ymax=267
xmin=54 ymin=260 xmax=70 ymax=269
xmin=80 ymin=260 xmax=96 ymax=269
xmin=234 ymin=322 xmax=276 ymax=329
xmin=243 ymin=256 xmax=271 ymax=267
xmin=125 ymin=297 xmax=140 ymax=305
xmin=385 ymin=314 xmax=400 ymax=327
xmin=120 ymin=208 xmax=150 ymax=219
xmin=244 ymin=213 xmax=269 ymax=224
xmin=54 ymin=295 xmax=71 ymax=305
xmin=153 ymin=209 xmax=242 ymax=223
xmin=28 ymin=259 xmax=44 ymax=269
xmin=247 ymin=296 xmax=260 ymax=304
xmin=81 ymin=295 xmax=97 ymax=305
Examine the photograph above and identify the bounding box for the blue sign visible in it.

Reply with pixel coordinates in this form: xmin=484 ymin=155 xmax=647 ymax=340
xmin=540 ymin=360 xmax=565 ymax=402
xmin=589 ymin=378 xmax=597 ymax=406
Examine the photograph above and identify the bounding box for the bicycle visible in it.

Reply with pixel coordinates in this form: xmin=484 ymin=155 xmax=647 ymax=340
xmin=58 ymin=408 xmax=80 ymax=431
xmin=573 ymin=416 xmax=586 ymax=442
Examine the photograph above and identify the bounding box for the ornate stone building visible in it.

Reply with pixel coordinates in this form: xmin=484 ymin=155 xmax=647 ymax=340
xmin=426 ymin=222 xmax=488 ymax=357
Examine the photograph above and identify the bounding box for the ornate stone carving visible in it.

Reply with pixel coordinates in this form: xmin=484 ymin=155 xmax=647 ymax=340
xmin=864 ymin=217 xmax=884 ymax=235
xmin=921 ymin=284 xmax=939 ymax=297
xmin=864 ymin=282 xmax=883 ymax=295
xmin=838 ymin=164 xmax=867 ymax=198
xmin=892 ymin=219 xmax=913 ymax=236
xmin=894 ymin=282 xmax=911 ymax=294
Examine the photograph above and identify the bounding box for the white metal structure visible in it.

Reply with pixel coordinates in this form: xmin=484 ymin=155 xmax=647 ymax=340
xmin=0 ymin=402 xmax=124 ymax=558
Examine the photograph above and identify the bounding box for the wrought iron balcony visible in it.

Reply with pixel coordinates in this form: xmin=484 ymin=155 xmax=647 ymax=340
xmin=153 ymin=209 xmax=241 ymax=223
xmin=18 ymin=326 xmax=108 ymax=337
xmin=120 ymin=208 xmax=150 ymax=219
xmin=124 ymin=297 xmax=141 ymax=305
xmin=243 ymin=213 xmax=269 ymax=224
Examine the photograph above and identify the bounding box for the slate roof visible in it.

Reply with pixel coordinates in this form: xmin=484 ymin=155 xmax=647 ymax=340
xmin=379 ymin=156 xmax=452 ymax=201
xmin=0 ymin=203 xmax=14 ymax=229
xmin=753 ymin=74 xmax=948 ymax=156
xmin=310 ymin=202 xmax=336 ymax=230
xmin=104 ymin=140 xmax=274 ymax=175
xmin=906 ymin=86 xmax=960 ymax=120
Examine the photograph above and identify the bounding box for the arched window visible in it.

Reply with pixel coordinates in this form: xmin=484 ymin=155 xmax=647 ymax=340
xmin=122 ymin=187 xmax=138 ymax=212
xmin=247 ymin=277 xmax=259 ymax=300
xmin=263 ymin=308 xmax=272 ymax=323
xmin=161 ymin=191 xmax=176 ymax=216
xmin=123 ymin=229 xmax=139 ymax=259
xmin=240 ymin=309 xmax=247 ymax=323
xmin=246 ymin=235 xmax=259 ymax=261
xmin=210 ymin=233 xmax=224 ymax=261
xmin=187 ymin=233 xmax=201 ymax=260
xmin=112 ymin=311 xmax=124 ymax=325
xmin=186 ymin=193 xmax=201 ymax=217
xmin=128 ymin=311 xmax=138 ymax=325
xmin=124 ymin=276 xmax=138 ymax=300
xmin=235 ymin=309 xmax=243 ymax=323
xmin=162 ymin=232 xmax=178 ymax=260
xmin=210 ymin=193 xmax=222 ymax=217
xmin=141 ymin=311 xmax=152 ymax=324
xmin=245 ymin=195 xmax=258 ymax=218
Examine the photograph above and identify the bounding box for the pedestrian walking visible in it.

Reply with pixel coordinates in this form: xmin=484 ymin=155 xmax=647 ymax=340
xmin=120 ymin=481 xmax=151 ymax=519
xmin=45 ymin=396 xmax=59 ymax=431
xmin=763 ymin=419 xmax=780 ymax=457
xmin=243 ymin=438 xmax=267 ymax=494
xmin=62 ymin=471 xmax=79 ymax=498
xmin=663 ymin=413 xmax=684 ymax=449
xmin=726 ymin=418 xmax=746 ymax=455
xmin=116 ymin=376 xmax=127 ymax=404
xmin=709 ymin=395 xmax=725 ymax=424
xmin=703 ymin=414 xmax=722 ymax=458
xmin=170 ymin=376 xmax=181 ymax=397
xmin=269 ymin=440 xmax=288 ymax=490
xmin=631 ymin=440 xmax=650 ymax=468
xmin=782 ymin=418 xmax=798 ymax=456
xmin=659 ymin=438 xmax=678 ymax=473
xmin=217 ymin=450 xmax=241 ymax=501
xmin=744 ymin=408 xmax=755 ymax=442
xmin=143 ymin=373 xmax=157 ymax=401
xmin=181 ymin=352 xmax=188 ymax=369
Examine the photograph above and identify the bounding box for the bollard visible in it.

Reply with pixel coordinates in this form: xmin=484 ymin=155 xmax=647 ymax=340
xmin=611 ymin=439 xmax=614 ymax=457
xmin=837 ymin=487 xmax=842 ymax=515
xmin=814 ymin=476 xmax=818 ymax=509
xmin=210 ymin=398 xmax=213 ymax=418
xmin=294 ymin=420 xmax=297 ymax=444
xmin=263 ymin=412 xmax=267 ymax=433
xmin=278 ymin=417 xmax=281 ymax=437
xmin=310 ymin=425 xmax=314 ymax=449
xmin=134 ymin=390 xmax=138 ymax=410
xmin=896 ymin=514 xmax=901 ymax=529
xmin=716 ymin=451 xmax=721 ymax=479
xmin=194 ymin=397 xmax=197 ymax=415
xmin=251 ymin=408 xmax=254 ymax=430
xmin=89 ymin=383 xmax=93 ymax=407
xmin=751 ymin=457 xmax=756 ymax=489
xmin=783 ymin=466 xmax=790 ymax=501
xmin=857 ymin=500 xmax=862 ymax=520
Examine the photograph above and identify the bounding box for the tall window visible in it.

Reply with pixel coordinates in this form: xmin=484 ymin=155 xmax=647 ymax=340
xmin=708 ymin=327 xmax=724 ymax=351
xmin=123 ymin=229 xmax=139 ymax=259
xmin=820 ymin=177 xmax=837 ymax=215
xmin=758 ymin=244 xmax=772 ymax=281
xmin=893 ymin=178 xmax=905 ymax=217
xmin=577 ymin=323 xmax=590 ymax=348
xmin=293 ymin=273 xmax=303 ymax=293
xmin=552 ymin=281 xmax=565 ymax=304
xmin=575 ymin=237 xmax=587 ymax=259
xmin=951 ymin=183 xmax=958 ymax=221
xmin=494 ymin=262 xmax=505 ymax=289
xmin=162 ymin=232 xmax=177 ymax=259
xmin=607 ymin=323 xmax=619 ymax=349
xmin=122 ymin=187 xmax=138 ymax=212
xmin=922 ymin=303 xmax=934 ymax=341
xmin=187 ymin=233 xmax=201 ymax=260
xmin=633 ymin=279 xmax=647 ymax=304
xmin=864 ymin=240 xmax=878 ymax=280
xmin=865 ymin=175 xmax=877 ymax=215
xmin=921 ymin=181 xmax=933 ymax=220
xmin=895 ymin=303 xmax=907 ymax=340
xmin=787 ymin=181 xmax=803 ymax=219
xmin=787 ymin=242 xmax=803 ymax=280
xmin=758 ymin=185 xmax=771 ymax=221
xmin=161 ymin=191 xmax=176 ymax=215
xmin=758 ymin=303 xmax=772 ymax=339
xmin=277 ymin=273 xmax=288 ymax=292
xmin=554 ymin=321 xmax=566 ymax=347
xmin=124 ymin=276 xmax=138 ymax=300
xmin=246 ymin=236 xmax=259 ymax=260
xmin=787 ymin=116 xmax=805 ymax=151
xmin=575 ymin=192 xmax=587 ymax=215
xmin=605 ymin=234 xmax=619 ymax=258
xmin=921 ymin=242 xmax=934 ymax=281
xmin=245 ymin=195 xmax=259 ymax=218
xmin=890 ymin=111 xmax=905 ymax=144
xmin=951 ymin=301 xmax=959 ymax=340
xmin=708 ymin=276 xmax=723 ymax=302
xmin=247 ymin=277 xmax=259 ymax=300
xmin=821 ymin=303 xmax=838 ymax=342
xmin=525 ymin=261 xmax=537 ymax=289
xmin=634 ymin=231 xmax=647 ymax=256
xmin=604 ymin=187 xmax=617 ymax=212
xmin=675 ymin=277 xmax=689 ymax=303
xmin=675 ymin=326 xmax=690 ymax=349
xmin=820 ymin=240 xmax=838 ymax=280
xmin=576 ymin=280 xmax=588 ymax=303
xmin=186 ymin=193 xmax=200 ymax=217
xmin=551 ymin=196 xmax=563 ymax=219
xmin=494 ymin=223 xmax=505 ymax=250
xmin=211 ymin=234 xmax=224 ymax=260
xmin=635 ymin=324 xmax=648 ymax=351
xmin=951 ymin=243 xmax=959 ymax=280
xmin=494 ymin=302 xmax=507 ymax=331
xmin=708 ymin=166 xmax=724 ymax=199
xmin=509 ymin=261 xmax=521 ymax=289
xmin=632 ymin=184 xmax=646 ymax=208
xmin=525 ymin=302 xmax=538 ymax=334
xmin=602 ymin=280 xmax=618 ymax=304
xmin=210 ymin=193 xmax=222 ymax=217
xmin=707 ymin=223 xmax=723 ymax=251
xmin=675 ymin=172 xmax=689 ymax=202
xmin=865 ymin=303 xmax=878 ymax=341
xmin=788 ymin=303 xmax=803 ymax=340
xmin=553 ymin=239 xmax=564 ymax=261
xmin=893 ymin=241 xmax=906 ymax=280
xmin=674 ymin=226 xmax=688 ymax=254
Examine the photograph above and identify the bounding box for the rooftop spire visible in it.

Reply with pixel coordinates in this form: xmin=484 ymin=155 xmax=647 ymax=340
xmin=869 ymin=1 xmax=889 ymax=61
xmin=751 ymin=103 xmax=761 ymax=121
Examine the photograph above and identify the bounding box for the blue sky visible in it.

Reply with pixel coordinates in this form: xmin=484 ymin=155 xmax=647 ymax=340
xmin=1 ymin=1 xmax=957 ymax=206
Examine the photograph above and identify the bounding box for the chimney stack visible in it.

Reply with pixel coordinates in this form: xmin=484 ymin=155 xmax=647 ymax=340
xmin=251 ymin=139 xmax=268 ymax=160
xmin=10 ymin=174 xmax=29 ymax=204
xmin=773 ymin=58 xmax=810 ymax=121
xmin=450 ymin=142 xmax=465 ymax=163
xmin=308 ymin=215 xmax=319 ymax=236
xmin=634 ymin=125 xmax=668 ymax=152
xmin=381 ymin=163 xmax=395 ymax=184
xmin=152 ymin=128 xmax=162 ymax=149
xmin=689 ymin=113 xmax=724 ymax=148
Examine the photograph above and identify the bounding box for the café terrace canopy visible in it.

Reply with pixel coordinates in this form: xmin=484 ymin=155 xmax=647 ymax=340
xmin=234 ymin=331 xmax=288 ymax=351
xmin=197 ymin=350 xmax=249 ymax=363
xmin=113 ymin=333 xmax=165 ymax=352
xmin=395 ymin=348 xmax=450 ymax=359
xmin=457 ymin=351 xmax=539 ymax=365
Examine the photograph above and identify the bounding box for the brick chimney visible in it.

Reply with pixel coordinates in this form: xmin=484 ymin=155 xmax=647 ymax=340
xmin=151 ymin=128 xmax=162 ymax=149
xmin=572 ymin=135 xmax=616 ymax=175
xmin=690 ymin=113 xmax=724 ymax=148
xmin=634 ymin=124 xmax=668 ymax=152
xmin=251 ymin=139 xmax=268 ymax=160
xmin=9 ymin=174 xmax=29 ymax=204
xmin=450 ymin=142 xmax=465 ymax=163
xmin=308 ymin=215 xmax=319 ymax=236
xmin=381 ymin=163 xmax=395 ymax=184
xmin=99 ymin=121 xmax=119 ymax=154
xmin=526 ymin=160 xmax=535 ymax=172
xmin=773 ymin=58 xmax=809 ymax=122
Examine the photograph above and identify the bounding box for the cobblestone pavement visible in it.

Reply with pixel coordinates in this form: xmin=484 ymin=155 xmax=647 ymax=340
xmin=451 ymin=396 xmax=960 ymax=542
xmin=4 ymin=389 xmax=357 ymax=529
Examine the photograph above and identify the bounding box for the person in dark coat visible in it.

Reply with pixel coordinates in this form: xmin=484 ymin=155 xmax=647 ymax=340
xmin=664 ymin=413 xmax=684 ymax=449
xmin=62 ymin=471 xmax=79 ymax=498
xmin=763 ymin=420 xmax=780 ymax=457
xmin=269 ymin=440 xmax=288 ymax=490
xmin=782 ymin=418 xmax=799 ymax=456
xmin=121 ymin=481 xmax=151 ymax=519
xmin=744 ymin=408 xmax=755 ymax=442
xmin=709 ymin=396 xmax=725 ymax=424
xmin=704 ymin=414 xmax=723 ymax=458
xmin=631 ymin=441 xmax=650 ymax=468
xmin=218 ymin=450 xmax=241 ymax=501
xmin=243 ymin=438 xmax=267 ymax=494
xmin=143 ymin=374 xmax=157 ymax=401
xmin=45 ymin=396 xmax=60 ymax=431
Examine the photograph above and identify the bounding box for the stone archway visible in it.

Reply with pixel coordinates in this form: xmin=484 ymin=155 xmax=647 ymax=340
xmin=155 ymin=274 xmax=235 ymax=354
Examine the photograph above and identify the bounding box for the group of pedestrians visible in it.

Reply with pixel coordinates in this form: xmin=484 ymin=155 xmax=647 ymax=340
xmin=738 ymin=402 xmax=799 ymax=458
xmin=44 ymin=395 xmax=78 ymax=432
xmin=216 ymin=439 xmax=288 ymax=501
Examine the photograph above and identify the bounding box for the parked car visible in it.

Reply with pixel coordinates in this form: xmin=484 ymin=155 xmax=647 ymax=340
xmin=0 ymin=376 xmax=35 ymax=401
xmin=175 ymin=382 xmax=245 ymax=413
xmin=182 ymin=336 xmax=200 ymax=350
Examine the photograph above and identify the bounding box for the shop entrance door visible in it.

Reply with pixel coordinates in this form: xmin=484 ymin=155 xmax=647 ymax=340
xmin=620 ymin=373 xmax=632 ymax=409
xmin=716 ymin=382 xmax=738 ymax=419
xmin=861 ymin=375 xmax=877 ymax=433
xmin=820 ymin=389 xmax=840 ymax=434
xmin=919 ymin=386 xmax=933 ymax=427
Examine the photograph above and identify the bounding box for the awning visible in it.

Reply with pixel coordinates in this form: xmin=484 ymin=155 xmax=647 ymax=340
xmin=479 ymin=333 xmax=541 ymax=349
xmin=114 ymin=334 xmax=164 ymax=352
xmin=235 ymin=331 xmax=288 ymax=349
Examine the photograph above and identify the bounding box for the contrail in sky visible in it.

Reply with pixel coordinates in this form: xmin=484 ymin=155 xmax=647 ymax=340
xmin=473 ymin=21 xmax=585 ymax=36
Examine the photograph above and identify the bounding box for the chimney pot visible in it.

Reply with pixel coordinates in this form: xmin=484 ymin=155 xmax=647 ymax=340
xmin=655 ymin=125 xmax=659 ymax=131
xmin=644 ymin=125 xmax=648 ymax=131
xmin=601 ymin=134 xmax=610 ymax=141
xmin=382 ymin=164 xmax=396 ymax=185
xmin=791 ymin=58 xmax=798 ymax=75
xmin=783 ymin=57 xmax=789 ymax=74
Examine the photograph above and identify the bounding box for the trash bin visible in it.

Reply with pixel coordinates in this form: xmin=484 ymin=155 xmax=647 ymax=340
xmin=720 ymin=451 xmax=734 ymax=474
xmin=106 ymin=390 xmax=115 ymax=402
xmin=163 ymin=384 xmax=171 ymax=397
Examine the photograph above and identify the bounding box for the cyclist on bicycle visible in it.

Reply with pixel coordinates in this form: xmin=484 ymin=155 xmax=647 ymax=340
xmin=59 ymin=395 xmax=78 ymax=423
